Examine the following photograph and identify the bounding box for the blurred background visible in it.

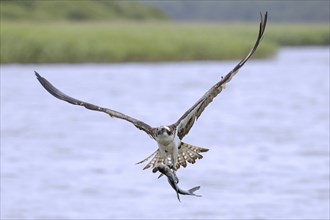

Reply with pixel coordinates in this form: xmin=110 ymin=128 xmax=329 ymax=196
xmin=1 ymin=0 xmax=329 ymax=219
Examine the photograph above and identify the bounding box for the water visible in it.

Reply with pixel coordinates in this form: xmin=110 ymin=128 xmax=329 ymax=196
xmin=1 ymin=47 xmax=329 ymax=219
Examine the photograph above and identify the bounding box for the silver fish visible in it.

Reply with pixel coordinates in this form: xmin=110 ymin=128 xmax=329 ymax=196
xmin=156 ymin=164 xmax=202 ymax=202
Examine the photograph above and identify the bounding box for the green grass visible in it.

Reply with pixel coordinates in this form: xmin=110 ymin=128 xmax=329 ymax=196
xmin=1 ymin=21 xmax=328 ymax=63
xmin=267 ymin=24 xmax=330 ymax=46
xmin=0 ymin=1 xmax=167 ymax=21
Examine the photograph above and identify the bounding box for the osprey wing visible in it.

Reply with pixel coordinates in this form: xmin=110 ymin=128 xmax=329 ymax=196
xmin=35 ymin=72 xmax=156 ymax=139
xmin=172 ymin=12 xmax=267 ymax=140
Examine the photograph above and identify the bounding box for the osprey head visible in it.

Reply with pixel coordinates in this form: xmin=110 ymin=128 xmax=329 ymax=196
xmin=157 ymin=126 xmax=173 ymax=136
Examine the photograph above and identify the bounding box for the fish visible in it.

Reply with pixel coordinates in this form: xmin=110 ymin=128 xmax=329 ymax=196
xmin=156 ymin=164 xmax=202 ymax=202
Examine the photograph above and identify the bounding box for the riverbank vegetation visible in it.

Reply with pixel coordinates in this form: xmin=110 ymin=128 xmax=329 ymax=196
xmin=1 ymin=21 xmax=328 ymax=63
xmin=1 ymin=1 xmax=328 ymax=63
xmin=0 ymin=0 xmax=167 ymax=21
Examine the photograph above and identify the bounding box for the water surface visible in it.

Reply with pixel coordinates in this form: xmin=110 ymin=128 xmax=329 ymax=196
xmin=1 ymin=47 xmax=329 ymax=219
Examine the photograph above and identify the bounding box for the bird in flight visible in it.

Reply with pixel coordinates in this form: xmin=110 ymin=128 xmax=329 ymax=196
xmin=36 ymin=12 xmax=267 ymax=173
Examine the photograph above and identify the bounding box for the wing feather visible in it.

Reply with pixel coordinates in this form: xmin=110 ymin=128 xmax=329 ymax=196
xmin=172 ymin=12 xmax=268 ymax=140
xmin=35 ymin=72 xmax=156 ymax=139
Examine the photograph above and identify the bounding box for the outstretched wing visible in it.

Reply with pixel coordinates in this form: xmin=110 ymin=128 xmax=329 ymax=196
xmin=35 ymin=72 xmax=156 ymax=139
xmin=172 ymin=12 xmax=268 ymax=140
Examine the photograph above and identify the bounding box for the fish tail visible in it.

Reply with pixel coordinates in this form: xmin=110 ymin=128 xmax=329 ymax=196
xmin=188 ymin=186 xmax=202 ymax=197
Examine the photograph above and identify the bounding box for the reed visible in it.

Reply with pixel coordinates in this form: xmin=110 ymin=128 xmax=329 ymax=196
xmin=267 ymin=24 xmax=329 ymax=46
xmin=1 ymin=21 xmax=328 ymax=63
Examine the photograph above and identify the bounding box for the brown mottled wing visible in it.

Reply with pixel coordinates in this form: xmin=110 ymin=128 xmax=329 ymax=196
xmin=35 ymin=72 xmax=156 ymax=139
xmin=172 ymin=12 xmax=268 ymax=140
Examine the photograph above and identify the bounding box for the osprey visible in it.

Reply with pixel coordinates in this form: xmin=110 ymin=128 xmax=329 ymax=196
xmin=35 ymin=12 xmax=267 ymax=172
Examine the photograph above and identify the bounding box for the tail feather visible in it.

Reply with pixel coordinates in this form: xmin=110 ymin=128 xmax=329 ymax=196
xmin=176 ymin=142 xmax=209 ymax=169
xmin=137 ymin=142 xmax=209 ymax=172
xmin=136 ymin=150 xmax=163 ymax=170
xmin=177 ymin=152 xmax=187 ymax=168
xmin=136 ymin=150 xmax=157 ymax=165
